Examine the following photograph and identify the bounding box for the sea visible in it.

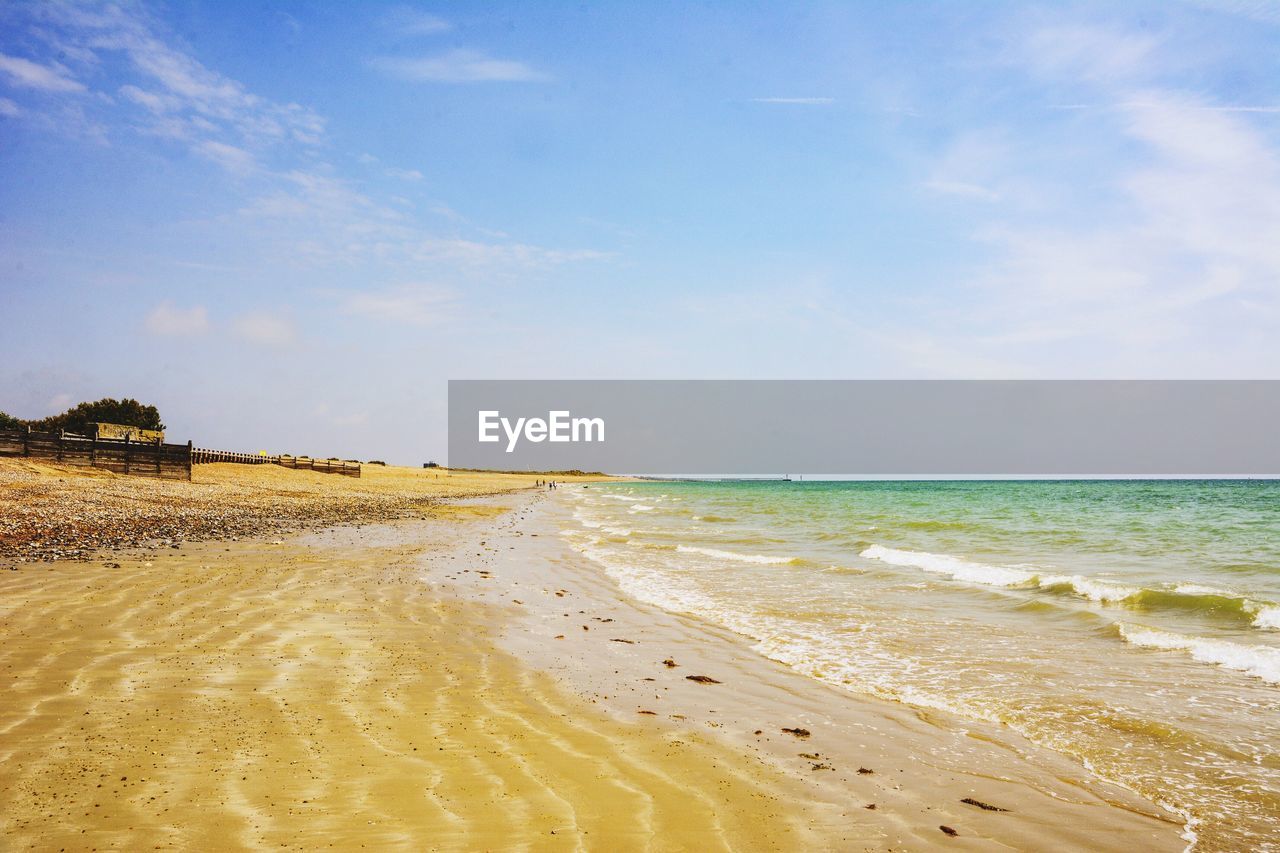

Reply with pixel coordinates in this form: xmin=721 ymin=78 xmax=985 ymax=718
xmin=559 ymin=479 xmax=1280 ymax=851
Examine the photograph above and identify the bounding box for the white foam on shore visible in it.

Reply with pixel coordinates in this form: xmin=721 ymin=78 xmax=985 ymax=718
xmin=1038 ymin=573 xmax=1139 ymax=602
xmin=1174 ymin=583 xmax=1231 ymax=596
xmin=860 ymin=544 xmax=1035 ymax=587
xmin=676 ymin=544 xmax=795 ymax=565
xmin=860 ymin=546 xmax=1280 ymax=627
xmin=1116 ymin=624 xmax=1280 ymax=685
xmin=570 ymin=542 xmax=721 ymax=616
xmin=1252 ymin=606 xmax=1280 ymax=630
xmin=860 ymin=545 xmax=1136 ymax=601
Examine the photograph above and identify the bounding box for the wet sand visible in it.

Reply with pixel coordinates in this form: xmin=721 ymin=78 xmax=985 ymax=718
xmin=0 ymin=488 xmax=1189 ymax=850
xmin=453 ymin=493 xmax=1189 ymax=850
xmin=0 ymin=498 xmax=830 ymax=850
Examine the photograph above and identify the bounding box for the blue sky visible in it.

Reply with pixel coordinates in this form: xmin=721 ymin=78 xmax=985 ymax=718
xmin=2 ymin=1 xmax=1279 ymax=462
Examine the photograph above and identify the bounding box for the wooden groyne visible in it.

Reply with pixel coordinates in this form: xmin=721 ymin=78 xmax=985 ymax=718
xmin=0 ymin=427 xmax=192 ymax=480
xmin=192 ymin=448 xmax=361 ymax=477
xmin=0 ymin=428 xmax=361 ymax=480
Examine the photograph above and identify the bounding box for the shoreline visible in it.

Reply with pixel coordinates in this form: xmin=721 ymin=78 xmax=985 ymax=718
xmin=0 ymin=475 xmax=1189 ymax=849
xmin=474 ymin=492 xmax=1190 ymax=850
xmin=0 ymin=490 xmax=830 ymax=849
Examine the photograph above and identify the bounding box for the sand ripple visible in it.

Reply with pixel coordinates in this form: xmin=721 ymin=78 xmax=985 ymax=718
xmin=0 ymin=523 xmax=820 ymax=850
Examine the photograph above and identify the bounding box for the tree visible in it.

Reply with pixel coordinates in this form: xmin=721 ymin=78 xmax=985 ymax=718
xmin=24 ymin=398 xmax=166 ymax=435
xmin=0 ymin=411 xmax=22 ymax=431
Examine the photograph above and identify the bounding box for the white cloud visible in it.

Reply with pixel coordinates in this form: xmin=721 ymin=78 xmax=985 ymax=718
xmin=922 ymin=131 xmax=1012 ymax=202
xmin=0 ymin=52 xmax=85 ymax=92
xmin=750 ymin=97 xmax=835 ymax=105
xmin=343 ymin=283 xmax=457 ymax=326
xmin=406 ymin=237 xmax=609 ymax=271
xmin=1020 ymin=24 xmax=1160 ymax=83
xmin=240 ymin=170 xmax=399 ymax=223
xmin=906 ymin=25 xmax=1280 ymax=376
xmin=1210 ymin=105 xmax=1280 ymax=112
xmin=384 ymin=8 xmax=451 ymax=36
xmin=16 ymin=4 xmax=325 ymax=155
xmin=118 ymin=82 xmax=180 ymax=113
xmin=233 ymin=311 xmax=296 ymax=346
xmin=6 ymin=4 xmax=605 ymax=322
xmin=1179 ymin=0 xmax=1280 ymax=24
xmin=1055 ymin=100 xmax=1280 ymax=114
xmin=370 ymin=50 xmax=548 ymax=83
xmin=924 ymin=180 xmax=1001 ymax=200
xmin=236 ymin=168 xmax=606 ymax=276
xmin=195 ymin=139 xmax=256 ymax=174
xmin=0 ymin=97 xmax=19 ymax=117
xmin=145 ymin=302 xmax=209 ymax=336
xmin=385 ymin=166 xmax=425 ymax=181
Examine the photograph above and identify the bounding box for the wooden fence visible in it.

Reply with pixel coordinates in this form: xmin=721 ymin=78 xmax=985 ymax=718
xmin=0 ymin=428 xmax=192 ymax=480
xmin=191 ymin=448 xmax=278 ymax=465
xmin=277 ymin=455 xmax=361 ymax=477
xmin=0 ymin=427 xmax=360 ymax=480
xmin=192 ymin=448 xmax=361 ymax=477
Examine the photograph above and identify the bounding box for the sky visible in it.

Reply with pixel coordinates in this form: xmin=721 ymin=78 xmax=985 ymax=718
xmin=2 ymin=0 xmax=1279 ymax=464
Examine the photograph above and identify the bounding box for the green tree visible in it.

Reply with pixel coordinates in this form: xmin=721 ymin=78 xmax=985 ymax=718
xmin=0 ymin=411 xmax=22 ymax=431
xmin=26 ymin=398 xmax=166 ymax=435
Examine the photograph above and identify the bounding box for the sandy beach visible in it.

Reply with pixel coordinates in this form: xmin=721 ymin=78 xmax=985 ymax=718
xmin=0 ymin=462 xmax=1188 ymax=850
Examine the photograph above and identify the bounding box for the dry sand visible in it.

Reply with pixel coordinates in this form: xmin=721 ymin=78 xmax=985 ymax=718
xmin=0 ymin=458 xmax=615 ymax=562
xmin=0 ymin=463 xmax=1189 ymax=850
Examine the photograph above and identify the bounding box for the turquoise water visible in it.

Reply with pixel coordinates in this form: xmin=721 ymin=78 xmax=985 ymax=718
xmin=561 ymin=480 xmax=1280 ymax=851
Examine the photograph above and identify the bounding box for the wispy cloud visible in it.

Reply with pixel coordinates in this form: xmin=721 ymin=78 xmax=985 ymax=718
xmin=1054 ymin=100 xmax=1280 ymax=113
xmin=0 ymin=52 xmax=85 ymax=92
xmin=370 ymin=49 xmax=548 ymax=83
xmin=924 ymin=180 xmax=1001 ymax=200
xmin=383 ymin=7 xmax=451 ymax=36
xmin=907 ymin=23 xmax=1280 ymax=376
xmin=1019 ymin=24 xmax=1160 ymax=83
xmin=407 ymin=237 xmax=609 ymax=270
xmin=195 ymin=140 xmax=256 ymax=174
xmin=342 ymin=283 xmax=457 ymax=326
xmin=8 ymin=4 xmax=324 ymax=169
xmin=1204 ymin=104 xmax=1280 ymax=112
xmin=922 ymin=131 xmax=1011 ymax=202
xmin=236 ymin=168 xmax=605 ymax=277
xmin=385 ymin=166 xmax=424 ymax=181
xmin=750 ymin=97 xmax=834 ymax=105
xmin=233 ymin=311 xmax=296 ymax=347
xmin=1179 ymin=0 xmax=1280 ymax=25
xmin=239 ymin=169 xmax=403 ymax=224
xmin=145 ymin=302 xmax=209 ymax=336
xmin=5 ymin=2 xmax=605 ymax=342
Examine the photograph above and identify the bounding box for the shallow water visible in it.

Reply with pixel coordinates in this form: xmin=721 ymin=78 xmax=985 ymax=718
xmin=560 ymin=480 xmax=1280 ymax=851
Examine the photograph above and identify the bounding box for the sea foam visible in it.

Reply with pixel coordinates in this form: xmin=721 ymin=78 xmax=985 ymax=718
xmin=860 ymin=545 xmax=1035 ymax=587
xmin=1116 ymin=624 xmax=1280 ymax=685
xmin=1253 ymin=606 xmax=1280 ymax=630
xmin=861 ymin=545 xmax=1280 ymax=627
xmin=676 ymin=544 xmax=795 ymax=565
